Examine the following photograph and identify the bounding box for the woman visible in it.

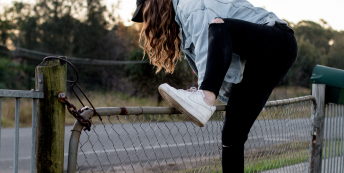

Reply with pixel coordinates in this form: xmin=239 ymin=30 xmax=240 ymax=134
xmin=131 ymin=0 xmax=297 ymax=172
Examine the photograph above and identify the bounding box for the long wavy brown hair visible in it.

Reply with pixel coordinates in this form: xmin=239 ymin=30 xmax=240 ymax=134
xmin=139 ymin=0 xmax=181 ymax=74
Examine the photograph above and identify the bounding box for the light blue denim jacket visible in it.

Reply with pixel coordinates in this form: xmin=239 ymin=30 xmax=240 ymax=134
xmin=172 ymin=0 xmax=287 ymax=103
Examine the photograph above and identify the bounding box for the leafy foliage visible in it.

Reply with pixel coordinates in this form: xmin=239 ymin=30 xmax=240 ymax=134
xmin=0 ymin=58 xmax=35 ymax=89
xmin=0 ymin=0 xmax=139 ymax=91
xmin=283 ymin=20 xmax=344 ymax=87
xmin=0 ymin=0 xmax=344 ymax=96
xmin=126 ymin=48 xmax=194 ymax=105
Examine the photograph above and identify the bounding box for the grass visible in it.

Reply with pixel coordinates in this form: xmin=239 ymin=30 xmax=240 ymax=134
xmin=268 ymin=86 xmax=311 ymax=101
xmin=180 ymin=141 xmax=311 ymax=173
xmin=243 ymin=150 xmax=309 ymax=172
xmin=0 ymin=91 xmax=170 ymax=128
xmin=184 ymin=140 xmax=344 ymax=173
xmin=0 ymin=86 xmax=317 ymax=172
xmin=0 ymin=86 xmax=311 ymax=128
xmin=0 ymin=97 xmax=35 ymax=127
xmin=323 ymin=139 xmax=343 ymax=158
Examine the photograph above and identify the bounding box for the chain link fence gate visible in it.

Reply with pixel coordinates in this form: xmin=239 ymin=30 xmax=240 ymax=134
xmin=66 ymin=95 xmax=316 ymax=173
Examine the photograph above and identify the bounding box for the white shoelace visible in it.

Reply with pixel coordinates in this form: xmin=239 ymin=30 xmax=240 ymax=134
xmin=188 ymin=87 xmax=197 ymax=92
xmin=178 ymin=87 xmax=199 ymax=93
xmin=177 ymin=87 xmax=211 ymax=107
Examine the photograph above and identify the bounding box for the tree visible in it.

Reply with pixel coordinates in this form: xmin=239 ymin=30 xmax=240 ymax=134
xmin=285 ymin=38 xmax=320 ymax=87
xmin=0 ymin=18 xmax=12 ymax=45
xmin=293 ymin=20 xmax=333 ymax=55
xmin=126 ymin=48 xmax=194 ymax=105
xmin=284 ymin=20 xmax=336 ymax=87
xmin=327 ymin=31 xmax=344 ymax=69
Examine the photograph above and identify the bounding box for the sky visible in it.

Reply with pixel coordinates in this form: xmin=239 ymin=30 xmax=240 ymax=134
xmin=118 ymin=0 xmax=344 ymax=31
xmin=1 ymin=0 xmax=344 ymax=31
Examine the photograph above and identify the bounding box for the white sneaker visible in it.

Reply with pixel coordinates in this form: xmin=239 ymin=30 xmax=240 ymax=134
xmin=158 ymin=83 xmax=216 ymax=127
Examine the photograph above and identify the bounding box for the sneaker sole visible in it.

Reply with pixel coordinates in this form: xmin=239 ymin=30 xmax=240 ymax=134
xmin=158 ymin=84 xmax=205 ymax=127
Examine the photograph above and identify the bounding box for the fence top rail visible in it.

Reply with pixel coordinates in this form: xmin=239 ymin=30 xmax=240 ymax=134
xmin=90 ymin=95 xmax=316 ymax=116
xmin=0 ymin=89 xmax=44 ymax=99
xmin=265 ymin=95 xmax=316 ymax=108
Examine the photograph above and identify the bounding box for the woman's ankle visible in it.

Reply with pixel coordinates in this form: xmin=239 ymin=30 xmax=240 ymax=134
xmin=202 ymin=90 xmax=216 ymax=106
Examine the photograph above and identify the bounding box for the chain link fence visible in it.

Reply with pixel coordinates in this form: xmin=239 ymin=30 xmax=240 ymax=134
xmin=245 ymin=98 xmax=314 ymax=173
xmin=67 ymin=96 xmax=316 ymax=173
xmin=322 ymin=104 xmax=344 ymax=173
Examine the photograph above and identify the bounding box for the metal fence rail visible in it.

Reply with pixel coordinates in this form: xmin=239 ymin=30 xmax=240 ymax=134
xmin=0 ymin=89 xmax=44 ymax=173
xmin=322 ymin=104 xmax=344 ymax=173
xmin=67 ymin=96 xmax=316 ymax=173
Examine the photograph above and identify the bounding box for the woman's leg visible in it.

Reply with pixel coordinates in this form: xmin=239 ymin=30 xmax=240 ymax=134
xmin=199 ymin=18 xmax=233 ymax=99
xmin=222 ymin=145 xmax=244 ymax=172
xmin=199 ymin=18 xmax=297 ymax=98
xmin=221 ymin=60 xmax=283 ymax=171
xmin=198 ymin=18 xmax=298 ymax=171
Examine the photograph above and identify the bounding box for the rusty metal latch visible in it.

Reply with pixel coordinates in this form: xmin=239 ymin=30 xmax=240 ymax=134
xmin=58 ymin=92 xmax=92 ymax=131
xmin=45 ymin=56 xmax=103 ymax=132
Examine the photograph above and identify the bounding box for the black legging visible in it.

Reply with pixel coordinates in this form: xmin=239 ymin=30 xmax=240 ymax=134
xmin=199 ymin=18 xmax=298 ymax=172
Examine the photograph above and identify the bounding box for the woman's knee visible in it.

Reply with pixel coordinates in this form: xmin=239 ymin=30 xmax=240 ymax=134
xmin=222 ymin=127 xmax=248 ymax=146
xmin=211 ymin=18 xmax=241 ymax=25
xmin=211 ymin=18 xmax=224 ymax=24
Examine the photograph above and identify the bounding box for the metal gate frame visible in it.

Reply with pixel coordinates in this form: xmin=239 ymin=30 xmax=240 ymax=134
xmin=0 ymin=89 xmax=44 ymax=173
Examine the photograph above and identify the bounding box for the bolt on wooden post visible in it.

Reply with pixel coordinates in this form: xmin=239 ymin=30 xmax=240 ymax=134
xmin=35 ymin=58 xmax=67 ymax=172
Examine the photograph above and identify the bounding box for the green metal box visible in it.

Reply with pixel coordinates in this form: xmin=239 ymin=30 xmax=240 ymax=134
xmin=310 ymin=65 xmax=344 ymax=104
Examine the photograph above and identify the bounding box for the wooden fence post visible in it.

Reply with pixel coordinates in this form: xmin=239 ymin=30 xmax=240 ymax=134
xmin=35 ymin=58 xmax=67 ymax=172
xmin=311 ymin=84 xmax=326 ymax=173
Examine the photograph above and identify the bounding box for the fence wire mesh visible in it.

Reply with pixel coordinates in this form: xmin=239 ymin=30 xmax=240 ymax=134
xmin=71 ymin=98 xmax=315 ymax=173
xmin=245 ymin=100 xmax=314 ymax=173
xmin=75 ymin=112 xmax=224 ymax=173
xmin=322 ymin=104 xmax=344 ymax=173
